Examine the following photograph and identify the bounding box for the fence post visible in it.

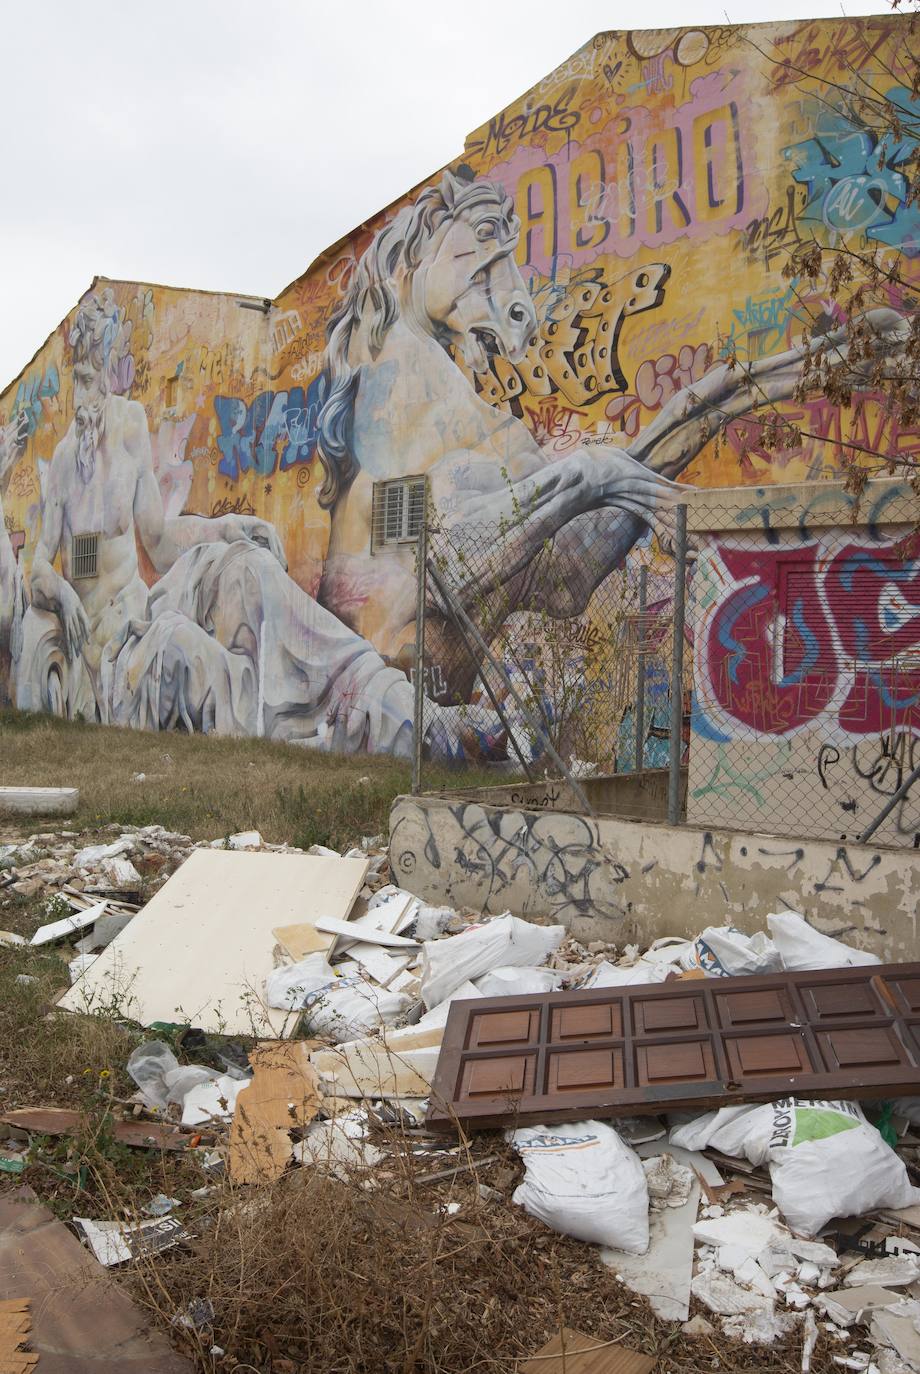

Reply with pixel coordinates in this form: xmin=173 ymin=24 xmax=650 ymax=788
xmin=635 ymin=565 xmax=647 ymax=774
xmin=411 ymin=514 xmax=428 ymax=795
xmin=668 ymin=504 xmax=688 ymax=826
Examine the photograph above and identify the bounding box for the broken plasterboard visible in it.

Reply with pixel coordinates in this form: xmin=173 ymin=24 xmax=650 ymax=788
xmin=57 ymin=849 xmax=368 ymax=1037
xmin=602 ymin=1160 xmax=701 ymax=1321
xmin=312 ymin=1036 xmax=441 ymax=1100
xmin=31 ymin=901 xmax=107 ymax=947
xmin=314 ymin=916 xmax=418 ymax=950
xmin=228 ymin=1041 xmax=322 ymax=1185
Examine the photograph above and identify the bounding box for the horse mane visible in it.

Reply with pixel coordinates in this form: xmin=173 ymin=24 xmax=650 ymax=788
xmin=315 ymin=169 xmax=516 ymax=509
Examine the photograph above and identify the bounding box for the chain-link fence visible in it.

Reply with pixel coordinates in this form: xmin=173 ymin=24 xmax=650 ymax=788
xmin=412 ymin=505 xmax=686 ymax=797
xmin=412 ymin=491 xmax=920 ymax=850
xmin=684 ymin=494 xmax=920 ymax=848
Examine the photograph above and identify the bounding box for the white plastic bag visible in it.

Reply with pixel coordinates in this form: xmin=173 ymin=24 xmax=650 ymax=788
xmin=301 ymin=976 xmax=412 ymax=1042
xmin=581 ymin=959 xmax=673 ymax=989
xmin=508 ymin=1121 xmax=649 ymax=1254
xmin=673 ymin=1098 xmax=919 ymax=1235
xmin=419 ymin=914 xmax=565 ymax=1009
xmin=680 ymin=925 xmax=780 ymax=977
xmin=473 ymin=965 xmax=562 ymax=997
xmin=263 ymin=953 xmax=336 ymax=1010
xmin=767 ymin=911 xmax=880 ymax=971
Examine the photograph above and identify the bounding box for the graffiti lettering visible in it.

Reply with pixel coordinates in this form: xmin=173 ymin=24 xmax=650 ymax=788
xmin=214 ymin=374 xmax=326 ymax=481
xmin=466 ymin=84 xmax=581 ymax=159
xmin=11 ymin=364 xmax=60 ymax=437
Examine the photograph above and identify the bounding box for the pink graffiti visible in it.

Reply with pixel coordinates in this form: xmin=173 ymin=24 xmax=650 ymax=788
xmin=604 ymin=342 xmax=711 ymax=439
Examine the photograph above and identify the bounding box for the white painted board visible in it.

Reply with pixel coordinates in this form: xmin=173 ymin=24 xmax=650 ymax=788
xmin=0 ymin=786 xmax=78 ymax=816
xmin=57 ymin=849 xmax=368 ymax=1036
xmin=315 ymin=915 xmax=418 ymax=949
xmin=32 ymin=900 xmax=108 ymax=946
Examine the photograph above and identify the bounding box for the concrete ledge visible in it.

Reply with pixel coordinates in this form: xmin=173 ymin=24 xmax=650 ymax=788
xmin=0 ymin=787 xmax=79 ymax=817
xmin=389 ymin=793 xmax=918 ymax=961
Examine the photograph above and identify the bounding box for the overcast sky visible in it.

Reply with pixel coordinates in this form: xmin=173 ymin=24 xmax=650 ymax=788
xmin=0 ymin=0 xmax=891 ymax=390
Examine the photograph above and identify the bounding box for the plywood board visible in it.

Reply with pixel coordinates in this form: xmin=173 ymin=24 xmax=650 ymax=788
xmin=228 ymin=1041 xmax=322 ymax=1184
xmin=1 ymin=1108 xmax=201 ymax=1153
xmin=429 ymin=963 xmax=920 ymax=1129
xmin=520 ymin=1329 xmax=655 ymax=1373
xmin=58 ymin=850 xmax=368 ymax=1036
xmin=0 ymin=1187 xmax=193 ymax=1372
xmin=0 ymin=1298 xmax=37 ymax=1374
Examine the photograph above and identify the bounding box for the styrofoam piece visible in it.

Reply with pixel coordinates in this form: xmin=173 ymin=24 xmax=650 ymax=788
xmin=31 ymin=900 xmax=108 ymax=946
xmin=57 ymin=850 xmax=368 ymax=1037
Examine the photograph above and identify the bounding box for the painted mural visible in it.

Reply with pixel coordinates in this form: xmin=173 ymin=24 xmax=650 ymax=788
xmin=1 ymin=16 xmax=919 ymax=767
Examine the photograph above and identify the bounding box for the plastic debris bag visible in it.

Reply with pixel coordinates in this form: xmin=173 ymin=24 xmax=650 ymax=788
xmin=420 ymin=914 xmax=565 ymax=1009
xmin=301 ymin=976 xmax=412 ymax=1043
xmin=672 ymin=1098 xmax=919 ymax=1235
xmin=263 ymin=953 xmax=336 ymax=1010
xmin=679 ymin=925 xmax=781 ymax=977
xmin=473 ymin=965 xmax=563 ymax=997
xmin=580 ymin=959 xmax=673 ymax=989
xmin=767 ymin=911 xmax=880 ymax=971
xmin=508 ymin=1120 xmax=650 ymax=1254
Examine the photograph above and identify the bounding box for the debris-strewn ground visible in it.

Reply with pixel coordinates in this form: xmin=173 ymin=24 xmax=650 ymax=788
xmin=0 ymin=714 xmax=912 ymax=1374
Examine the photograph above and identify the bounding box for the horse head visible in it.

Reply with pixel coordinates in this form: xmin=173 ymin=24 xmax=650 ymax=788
xmin=316 ymin=169 xmax=536 ymax=508
xmin=408 ymin=171 xmax=537 ymax=371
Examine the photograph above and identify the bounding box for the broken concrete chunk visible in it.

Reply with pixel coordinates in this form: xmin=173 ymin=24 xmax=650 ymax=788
xmin=845 ymin=1258 xmax=920 ymax=1289
xmin=690 ymin=1270 xmax=775 ymax=1316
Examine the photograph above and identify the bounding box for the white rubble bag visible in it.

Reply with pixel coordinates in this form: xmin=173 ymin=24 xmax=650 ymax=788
xmin=263 ymin=953 xmax=336 ymax=1009
xmin=300 ymin=976 xmax=412 ymax=1043
xmin=671 ymin=1099 xmax=920 ymax=1235
xmin=766 ymin=911 xmax=880 ymax=970
xmin=679 ymin=925 xmax=780 ymax=977
xmin=508 ymin=1121 xmax=650 ymax=1254
xmin=473 ymin=965 xmax=563 ymax=997
xmin=419 ymin=914 xmax=565 ymax=1009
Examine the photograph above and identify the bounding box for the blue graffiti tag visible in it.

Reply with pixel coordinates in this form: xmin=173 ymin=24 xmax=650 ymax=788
xmin=783 ymin=86 xmax=920 ymax=255
xmin=214 ymin=373 xmax=326 ymax=481
xmin=11 ymin=364 xmax=60 ymax=436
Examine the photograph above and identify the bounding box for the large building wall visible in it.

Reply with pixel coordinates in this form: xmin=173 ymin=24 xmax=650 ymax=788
xmin=1 ymin=15 xmax=918 ymax=758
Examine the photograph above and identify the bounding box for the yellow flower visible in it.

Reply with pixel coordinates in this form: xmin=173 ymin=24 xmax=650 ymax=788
xmin=99 ymin=1069 xmax=111 ymax=1079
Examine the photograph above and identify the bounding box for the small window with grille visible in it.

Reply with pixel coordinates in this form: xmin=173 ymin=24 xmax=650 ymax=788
xmin=71 ymin=532 xmax=100 ymax=580
xmin=371 ymin=476 xmax=426 ymax=551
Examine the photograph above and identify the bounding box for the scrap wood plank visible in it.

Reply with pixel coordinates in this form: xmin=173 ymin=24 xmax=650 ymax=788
xmin=0 ymin=1187 xmax=192 ymax=1372
xmin=229 ymin=1041 xmax=322 ymax=1184
xmin=519 ymin=1328 xmax=655 ymax=1373
xmin=0 ymin=1298 xmax=37 ymax=1374
xmin=428 ymin=962 xmax=920 ymax=1130
xmin=1 ymin=1108 xmax=207 ymax=1153
xmin=57 ymin=849 xmax=368 ymax=1037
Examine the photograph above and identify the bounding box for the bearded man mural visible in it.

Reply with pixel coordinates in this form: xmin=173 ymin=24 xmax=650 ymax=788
xmin=13 ymin=296 xmax=466 ymax=755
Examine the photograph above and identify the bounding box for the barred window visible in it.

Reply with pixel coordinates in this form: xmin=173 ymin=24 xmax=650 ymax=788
xmin=71 ymin=532 xmax=100 ymax=580
xmin=371 ymin=477 xmax=426 ymax=551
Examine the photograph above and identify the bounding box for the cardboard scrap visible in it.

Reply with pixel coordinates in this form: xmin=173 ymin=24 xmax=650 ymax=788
xmin=0 ymin=1299 xmax=37 ymax=1374
xmin=0 ymin=1187 xmax=193 ymax=1372
xmin=229 ymin=1041 xmax=322 ymax=1184
xmin=519 ymin=1327 xmax=655 ymax=1373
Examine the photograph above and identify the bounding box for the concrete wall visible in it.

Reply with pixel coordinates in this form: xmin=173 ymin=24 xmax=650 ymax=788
xmin=1 ymin=16 xmax=918 ymax=759
xmin=390 ymin=792 xmax=920 ymax=961
xmin=436 ymin=767 xmax=685 ymax=821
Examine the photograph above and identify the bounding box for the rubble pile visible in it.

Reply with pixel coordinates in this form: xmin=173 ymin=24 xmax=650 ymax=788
xmin=3 ymin=827 xmax=920 ymax=1372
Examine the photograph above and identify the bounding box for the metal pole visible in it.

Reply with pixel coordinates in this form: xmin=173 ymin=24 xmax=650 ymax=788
xmin=668 ymin=504 xmax=688 ymax=827
xmin=426 ymin=558 xmax=596 ymax=816
xmin=411 ymin=516 xmax=428 ymax=795
xmin=635 ymin=565 xmax=647 ymax=774
xmin=859 ymin=759 xmax=920 ymax=843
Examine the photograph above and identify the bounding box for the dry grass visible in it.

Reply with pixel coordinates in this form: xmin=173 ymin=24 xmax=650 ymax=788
xmin=0 ymin=710 xmax=506 ymax=851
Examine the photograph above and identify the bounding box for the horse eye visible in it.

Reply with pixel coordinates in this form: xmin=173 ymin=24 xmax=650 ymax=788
xmin=476 ymin=221 xmax=497 ymax=241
